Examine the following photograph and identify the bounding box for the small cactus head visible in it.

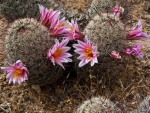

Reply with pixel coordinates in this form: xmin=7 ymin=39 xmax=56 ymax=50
xmin=5 ymin=18 xmax=63 ymax=85
xmin=75 ymin=13 xmax=127 ymax=80
xmin=76 ymin=97 xmax=117 ymax=113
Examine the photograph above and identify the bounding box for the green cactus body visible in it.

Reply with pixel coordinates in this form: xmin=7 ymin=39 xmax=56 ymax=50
xmin=76 ymin=97 xmax=119 ymax=113
xmin=5 ymin=18 xmax=63 ymax=85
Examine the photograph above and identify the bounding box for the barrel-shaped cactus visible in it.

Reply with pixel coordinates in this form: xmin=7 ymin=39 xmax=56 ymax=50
xmin=76 ymin=97 xmax=119 ymax=113
xmin=75 ymin=13 xmax=128 ymax=80
xmin=5 ymin=18 xmax=63 ymax=85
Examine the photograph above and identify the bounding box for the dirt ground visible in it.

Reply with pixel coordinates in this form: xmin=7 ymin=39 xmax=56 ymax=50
xmin=0 ymin=0 xmax=150 ymax=113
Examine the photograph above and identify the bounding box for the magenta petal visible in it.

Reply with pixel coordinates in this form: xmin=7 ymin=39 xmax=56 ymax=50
xmin=58 ymin=57 xmax=70 ymax=63
xmin=51 ymin=18 xmax=58 ymax=29
xmin=59 ymin=39 xmax=69 ymax=48
xmin=73 ymin=44 xmax=82 ymax=49
xmin=54 ymin=28 xmax=65 ymax=35
xmin=77 ymin=40 xmax=87 ymax=48
xmin=61 ymin=47 xmax=70 ymax=52
xmin=74 ymin=49 xmax=85 ymax=54
xmin=61 ymin=53 xmax=72 ymax=58
xmin=1 ymin=67 xmax=13 ymax=72
xmin=128 ymin=30 xmax=142 ymax=36
xmin=47 ymin=39 xmax=72 ymax=69
xmin=49 ymin=10 xmax=60 ymax=21
xmin=85 ymin=59 xmax=91 ymax=64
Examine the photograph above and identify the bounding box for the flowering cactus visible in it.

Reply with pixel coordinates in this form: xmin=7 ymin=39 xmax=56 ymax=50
xmin=1 ymin=60 xmax=28 ymax=84
xmin=112 ymin=5 xmax=124 ymax=17
xmin=74 ymin=13 xmax=126 ymax=80
xmin=124 ymin=44 xmax=144 ymax=58
xmin=110 ymin=50 xmax=121 ymax=59
xmin=5 ymin=18 xmax=63 ymax=85
xmin=64 ymin=19 xmax=83 ymax=40
xmin=127 ymin=19 xmax=149 ymax=40
xmin=49 ymin=17 xmax=68 ymax=36
xmin=73 ymin=35 xmax=99 ymax=67
xmin=47 ymin=39 xmax=72 ymax=69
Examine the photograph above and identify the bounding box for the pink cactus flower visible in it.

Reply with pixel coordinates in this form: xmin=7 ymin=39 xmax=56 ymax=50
xmin=64 ymin=19 xmax=83 ymax=40
xmin=47 ymin=39 xmax=72 ymax=69
xmin=73 ymin=35 xmax=99 ymax=67
xmin=131 ymin=44 xmax=144 ymax=57
xmin=124 ymin=44 xmax=144 ymax=58
xmin=1 ymin=60 xmax=28 ymax=84
xmin=127 ymin=19 xmax=149 ymax=40
xmin=38 ymin=4 xmax=60 ymax=26
xmin=112 ymin=5 xmax=124 ymax=17
xmin=110 ymin=51 xmax=121 ymax=59
xmin=49 ymin=17 xmax=68 ymax=36
xmin=123 ymin=48 xmax=132 ymax=55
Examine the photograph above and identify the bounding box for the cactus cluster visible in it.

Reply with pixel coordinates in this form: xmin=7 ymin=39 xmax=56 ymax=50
xmin=5 ymin=18 xmax=63 ymax=85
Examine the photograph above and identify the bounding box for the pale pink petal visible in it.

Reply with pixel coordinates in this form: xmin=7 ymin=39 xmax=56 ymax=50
xmin=61 ymin=47 xmax=71 ymax=52
xmin=9 ymin=78 xmax=13 ymax=84
xmin=6 ymin=71 xmax=14 ymax=79
xmin=13 ymin=78 xmax=17 ymax=84
xmin=54 ymin=27 xmax=65 ymax=35
xmin=79 ymin=60 xmax=87 ymax=67
xmin=1 ymin=67 xmax=13 ymax=72
xmin=60 ymin=53 xmax=72 ymax=58
xmin=58 ymin=39 xmax=68 ymax=48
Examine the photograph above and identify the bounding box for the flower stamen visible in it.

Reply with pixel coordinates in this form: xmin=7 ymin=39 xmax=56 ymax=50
xmin=142 ymin=28 xmax=147 ymax=32
xmin=57 ymin=21 xmax=66 ymax=28
xmin=141 ymin=47 xmax=145 ymax=52
xmin=14 ymin=68 xmax=23 ymax=75
xmin=84 ymin=47 xmax=93 ymax=58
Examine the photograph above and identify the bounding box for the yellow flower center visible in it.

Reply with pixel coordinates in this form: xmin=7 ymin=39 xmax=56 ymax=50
xmin=13 ymin=68 xmax=23 ymax=78
xmin=57 ymin=21 xmax=66 ymax=28
xmin=69 ymin=25 xmax=74 ymax=31
xmin=53 ymin=49 xmax=63 ymax=59
xmin=141 ymin=47 xmax=145 ymax=52
xmin=84 ymin=47 xmax=93 ymax=58
xmin=49 ymin=7 xmax=53 ymax=10
xmin=142 ymin=28 xmax=147 ymax=32
xmin=119 ymin=7 xmax=123 ymax=11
